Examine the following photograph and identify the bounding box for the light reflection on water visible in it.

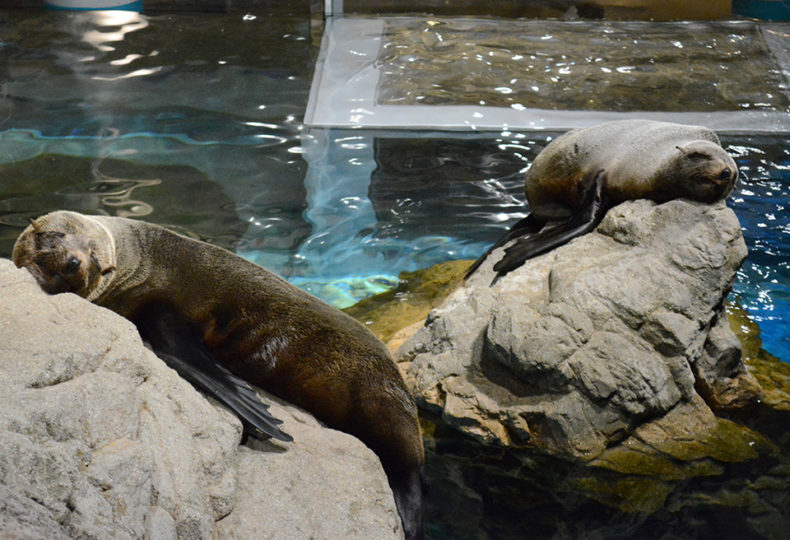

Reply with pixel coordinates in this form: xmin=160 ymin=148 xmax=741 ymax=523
xmin=0 ymin=10 xmax=787 ymax=363
xmin=0 ymin=8 xmax=789 ymax=539
xmin=727 ymin=136 xmax=790 ymax=361
xmin=377 ymin=19 xmax=789 ymax=113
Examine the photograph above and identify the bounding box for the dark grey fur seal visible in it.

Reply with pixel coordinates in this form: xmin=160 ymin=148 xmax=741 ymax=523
xmin=467 ymin=119 xmax=738 ymax=279
xmin=13 ymin=211 xmax=424 ymax=540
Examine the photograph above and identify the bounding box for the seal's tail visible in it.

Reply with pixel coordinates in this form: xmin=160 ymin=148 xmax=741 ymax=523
xmin=390 ymin=466 xmax=426 ymax=540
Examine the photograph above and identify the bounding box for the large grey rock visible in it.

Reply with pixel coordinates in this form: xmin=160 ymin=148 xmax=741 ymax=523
xmin=398 ymin=199 xmax=762 ymax=458
xmin=0 ymin=259 xmax=402 ymax=539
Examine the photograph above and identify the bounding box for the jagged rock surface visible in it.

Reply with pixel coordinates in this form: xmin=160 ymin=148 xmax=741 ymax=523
xmin=398 ymin=199 xmax=762 ymax=458
xmin=0 ymin=259 xmax=402 ymax=540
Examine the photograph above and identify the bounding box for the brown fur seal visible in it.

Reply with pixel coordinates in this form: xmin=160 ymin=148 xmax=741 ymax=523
xmin=467 ymin=119 xmax=738 ymax=280
xmin=13 ymin=211 xmax=424 ymax=540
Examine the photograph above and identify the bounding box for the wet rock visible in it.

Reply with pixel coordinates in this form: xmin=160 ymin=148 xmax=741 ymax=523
xmin=0 ymin=259 xmax=402 ymax=539
xmin=398 ymin=199 xmax=762 ymax=459
xmin=694 ymin=312 xmax=765 ymax=411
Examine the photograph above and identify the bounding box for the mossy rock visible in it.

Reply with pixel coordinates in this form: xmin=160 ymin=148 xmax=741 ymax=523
xmin=573 ymin=475 xmax=674 ymax=514
xmin=727 ymin=302 xmax=790 ymax=411
xmin=343 ymin=259 xmax=473 ymax=343
xmin=578 ymin=416 xmax=776 ymax=514
xmin=656 ymin=417 xmax=772 ymax=463
xmin=590 ymin=437 xmax=723 ymax=481
xmin=591 ymin=417 xmax=771 ymax=477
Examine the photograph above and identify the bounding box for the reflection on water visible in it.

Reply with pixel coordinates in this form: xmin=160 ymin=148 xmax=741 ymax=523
xmin=726 ymin=135 xmax=790 ymax=361
xmin=370 ymin=137 xmax=527 ymax=242
xmin=0 ymin=9 xmax=314 ymax=262
xmin=0 ymin=151 xmax=248 ymax=252
xmin=377 ymin=19 xmax=789 ymax=112
xmin=0 ymin=7 xmax=789 ymax=540
xmin=0 ymin=10 xmax=787 ymax=359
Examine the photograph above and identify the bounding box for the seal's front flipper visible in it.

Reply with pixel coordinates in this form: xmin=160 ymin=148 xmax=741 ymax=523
xmin=492 ymin=170 xmax=608 ymax=278
xmin=464 ymin=213 xmax=544 ymax=279
xmin=134 ymin=303 xmax=293 ymax=443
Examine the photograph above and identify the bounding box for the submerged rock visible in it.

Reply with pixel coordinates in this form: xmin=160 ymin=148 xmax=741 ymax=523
xmin=343 ymin=259 xmax=471 ymax=348
xmin=0 ymin=259 xmax=402 ymax=539
xmin=728 ymin=302 xmax=790 ymax=413
xmin=398 ymin=199 xmax=761 ymax=457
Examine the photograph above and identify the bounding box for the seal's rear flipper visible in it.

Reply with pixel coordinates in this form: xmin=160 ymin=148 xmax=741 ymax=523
xmin=464 ymin=213 xmax=543 ymax=279
xmin=492 ymin=170 xmax=608 ymax=279
xmin=135 ymin=303 xmax=293 ymax=443
xmin=389 ymin=466 xmax=425 ymax=540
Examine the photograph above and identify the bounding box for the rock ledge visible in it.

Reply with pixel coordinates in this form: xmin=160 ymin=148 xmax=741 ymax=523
xmin=398 ymin=199 xmax=762 ymax=458
xmin=0 ymin=259 xmax=402 ymax=540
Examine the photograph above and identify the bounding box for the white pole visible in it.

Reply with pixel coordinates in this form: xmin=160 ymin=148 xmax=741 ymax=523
xmin=325 ymin=0 xmax=343 ymax=17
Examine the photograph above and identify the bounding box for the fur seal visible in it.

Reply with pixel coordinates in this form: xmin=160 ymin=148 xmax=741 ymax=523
xmin=13 ymin=211 xmax=425 ymax=540
xmin=467 ymin=119 xmax=738 ymax=280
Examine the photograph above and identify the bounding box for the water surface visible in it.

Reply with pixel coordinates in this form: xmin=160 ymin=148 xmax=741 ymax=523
xmin=0 ymin=10 xmax=787 ymax=360
xmin=377 ymin=19 xmax=789 ymax=112
xmin=0 ymin=8 xmax=789 ymax=540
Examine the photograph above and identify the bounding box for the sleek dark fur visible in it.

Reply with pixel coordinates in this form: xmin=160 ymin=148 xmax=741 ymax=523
xmin=467 ymin=120 xmax=738 ymax=281
xmin=14 ymin=211 xmax=425 ymax=539
xmin=467 ymin=170 xmax=607 ymax=281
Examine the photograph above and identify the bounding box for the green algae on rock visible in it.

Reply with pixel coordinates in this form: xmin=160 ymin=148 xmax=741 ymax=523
xmin=343 ymin=259 xmax=472 ymax=345
xmin=727 ymin=302 xmax=790 ymax=412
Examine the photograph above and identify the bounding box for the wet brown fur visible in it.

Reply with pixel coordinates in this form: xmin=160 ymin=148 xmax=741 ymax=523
xmin=13 ymin=211 xmax=424 ymax=538
xmin=525 ymin=119 xmax=738 ymax=219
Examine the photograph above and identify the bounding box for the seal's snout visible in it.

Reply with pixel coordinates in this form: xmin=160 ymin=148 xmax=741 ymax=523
xmin=30 ymin=247 xmax=91 ymax=294
xmin=64 ymin=256 xmax=82 ymax=275
xmin=713 ymin=167 xmax=735 ymax=185
xmin=39 ymin=272 xmax=73 ymax=294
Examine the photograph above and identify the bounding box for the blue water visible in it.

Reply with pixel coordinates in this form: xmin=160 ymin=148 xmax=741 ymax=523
xmin=0 ymin=9 xmax=787 ymax=364
xmin=727 ymin=136 xmax=790 ymax=361
xmin=1 ymin=8 xmax=789 ymax=540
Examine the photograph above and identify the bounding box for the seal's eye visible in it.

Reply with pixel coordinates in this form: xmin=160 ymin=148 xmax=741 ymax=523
xmin=63 ymin=256 xmax=81 ymax=274
xmin=719 ymin=168 xmax=732 ymax=181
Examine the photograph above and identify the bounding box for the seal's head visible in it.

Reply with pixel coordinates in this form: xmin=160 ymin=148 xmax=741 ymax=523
xmin=671 ymin=140 xmax=738 ymax=203
xmin=12 ymin=211 xmax=116 ymax=299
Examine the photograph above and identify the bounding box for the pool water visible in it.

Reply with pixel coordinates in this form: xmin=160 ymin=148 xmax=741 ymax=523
xmin=727 ymin=134 xmax=790 ymax=361
xmin=376 ymin=18 xmax=789 ymax=112
xmin=1 ymin=7 xmax=790 ymax=539
xmin=0 ymin=9 xmax=787 ymax=362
